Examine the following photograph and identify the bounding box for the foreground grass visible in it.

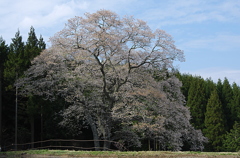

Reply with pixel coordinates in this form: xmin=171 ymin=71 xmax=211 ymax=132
xmin=0 ymin=150 xmax=240 ymax=157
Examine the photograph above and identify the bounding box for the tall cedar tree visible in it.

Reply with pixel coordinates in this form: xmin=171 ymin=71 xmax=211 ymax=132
xmin=186 ymin=77 xmax=206 ymax=130
xmin=204 ymin=78 xmax=216 ymax=100
xmin=230 ymin=83 xmax=240 ymax=123
xmin=24 ymin=26 xmax=46 ymax=146
xmin=223 ymin=121 xmax=240 ymax=152
xmin=176 ymin=73 xmax=194 ymax=102
xmin=24 ymin=26 xmax=44 ymax=68
xmin=204 ymin=89 xmax=226 ymax=151
xmin=3 ymin=30 xmax=25 ymax=147
xmin=4 ymin=30 xmax=25 ymax=88
xmin=221 ymin=78 xmax=233 ymax=130
xmin=0 ymin=37 xmax=9 ymax=147
xmin=3 ymin=28 xmax=46 ymax=147
xmin=25 ymin=26 xmax=38 ymax=145
xmin=38 ymin=35 xmax=46 ymax=50
xmin=216 ymin=79 xmax=222 ymax=100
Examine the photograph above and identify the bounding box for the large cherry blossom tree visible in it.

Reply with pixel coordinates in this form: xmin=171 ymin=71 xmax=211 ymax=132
xmin=17 ymin=10 xmax=207 ymax=151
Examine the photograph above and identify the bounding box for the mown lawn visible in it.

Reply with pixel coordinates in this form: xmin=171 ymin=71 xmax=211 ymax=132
xmin=0 ymin=150 xmax=240 ymax=157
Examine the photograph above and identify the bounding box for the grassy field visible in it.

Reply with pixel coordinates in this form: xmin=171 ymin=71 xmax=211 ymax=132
xmin=0 ymin=150 xmax=240 ymax=158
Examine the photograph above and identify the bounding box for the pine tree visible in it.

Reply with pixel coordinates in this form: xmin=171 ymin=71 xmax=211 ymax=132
xmin=24 ymin=26 xmax=40 ymax=68
xmin=204 ymin=89 xmax=226 ymax=151
xmin=2 ymin=28 xmax=46 ymax=147
xmin=0 ymin=37 xmax=9 ymax=148
xmin=221 ymin=78 xmax=233 ymax=130
xmin=187 ymin=77 xmax=206 ymax=130
xmin=230 ymin=83 xmax=240 ymax=123
xmin=4 ymin=30 xmax=25 ymax=88
xmin=177 ymin=73 xmax=194 ymax=102
xmin=3 ymin=30 xmax=26 ymax=149
xmin=204 ymin=78 xmax=216 ymax=100
xmin=38 ymin=35 xmax=46 ymax=50
xmin=216 ymin=79 xmax=222 ymax=100
xmin=24 ymin=26 xmax=46 ymax=146
xmin=223 ymin=121 xmax=240 ymax=152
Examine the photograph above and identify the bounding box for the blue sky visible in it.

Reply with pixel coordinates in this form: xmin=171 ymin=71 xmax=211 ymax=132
xmin=1 ymin=0 xmax=240 ymax=84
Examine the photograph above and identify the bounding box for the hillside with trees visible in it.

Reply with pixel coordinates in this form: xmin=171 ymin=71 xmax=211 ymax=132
xmin=0 ymin=10 xmax=239 ymax=152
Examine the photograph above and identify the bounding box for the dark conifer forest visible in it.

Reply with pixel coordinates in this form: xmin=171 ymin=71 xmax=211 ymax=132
xmin=0 ymin=26 xmax=239 ymax=152
xmin=176 ymin=73 xmax=240 ymax=151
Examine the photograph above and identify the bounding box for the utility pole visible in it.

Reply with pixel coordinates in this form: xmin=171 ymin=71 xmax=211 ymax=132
xmin=15 ymin=73 xmax=18 ymax=151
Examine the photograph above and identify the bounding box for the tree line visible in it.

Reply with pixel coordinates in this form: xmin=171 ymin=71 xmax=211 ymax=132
xmin=176 ymin=73 xmax=240 ymax=151
xmin=0 ymin=10 xmax=239 ymax=152
xmin=0 ymin=27 xmax=47 ymax=150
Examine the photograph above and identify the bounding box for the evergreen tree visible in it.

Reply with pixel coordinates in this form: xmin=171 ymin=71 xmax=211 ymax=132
xmin=23 ymin=26 xmax=46 ymax=146
xmin=26 ymin=95 xmax=39 ymax=148
xmin=216 ymin=79 xmax=222 ymax=100
xmin=2 ymin=28 xmax=46 ymax=148
xmin=204 ymin=78 xmax=216 ymax=100
xmin=177 ymin=73 xmax=194 ymax=102
xmin=223 ymin=121 xmax=240 ymax=152
xmin=38 ymin=35 xmax=46 ymax=50
xmin=187 ymin=77 xmax=206 ymax=130
xmin=204 ymin=89 xmax=226 ymax=151
xmin=3 ymin=30 xmax=26 ymax=149
xmin=230 ymin=83 xmax=240 ymax=123
xmin=4 ymin=30 xmax=25 ymax=88
xmin=24 ymin=26 xmax=40 ymax=68
xmin=0 ymin=37 xmax=9 ymax=148
xmin=221 ymin=78 xmax=233 ymax=130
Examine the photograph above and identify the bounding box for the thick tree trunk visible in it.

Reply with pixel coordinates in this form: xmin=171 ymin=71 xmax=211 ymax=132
xmin=91 ymin=125 xmax=100 ymax=151
xmin=103 ymin=127 xmax=111 ymax=150
xmin=87 ymin=116 xmax=100 ymax=150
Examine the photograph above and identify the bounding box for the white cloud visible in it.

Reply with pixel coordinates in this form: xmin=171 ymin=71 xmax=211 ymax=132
xmin=185 ymin=67 xmax=240 ymax=85
xmin=19 ymin=0 xmax=88 ymax=28
xmin=1 ymin=0 xmax=240 ymax=85
xmin=1 ymin=0 xmax=142 ymax=44
xmin=0 ymin=0 xmax=92 ymax=43
xmin=141 ymin=0 xmax=240 ymax=27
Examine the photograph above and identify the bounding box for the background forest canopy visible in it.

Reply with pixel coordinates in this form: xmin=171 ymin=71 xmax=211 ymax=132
xmin=0 ymin=10 xmax=240 ymax=152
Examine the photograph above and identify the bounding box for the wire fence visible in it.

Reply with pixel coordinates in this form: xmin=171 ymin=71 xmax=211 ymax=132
xmin=3 ymin=139 xmax=126 ymax=151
